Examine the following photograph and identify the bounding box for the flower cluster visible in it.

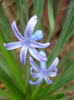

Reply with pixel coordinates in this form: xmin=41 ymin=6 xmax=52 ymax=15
xmin=29 ymin=51 xmax=59 ymax=85
xmin=4 ymin=15 xmax=59 ymax=85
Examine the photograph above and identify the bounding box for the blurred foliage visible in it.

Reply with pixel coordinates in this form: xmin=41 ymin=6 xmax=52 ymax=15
xmin=0 ymin=0 xmax=74 ymax=100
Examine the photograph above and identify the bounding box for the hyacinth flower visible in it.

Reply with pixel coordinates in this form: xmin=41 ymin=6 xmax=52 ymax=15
xmin=4 ymin=15 xmax=50 ymax=64
xmin=29 ymin=51 xmax=59 ymax=85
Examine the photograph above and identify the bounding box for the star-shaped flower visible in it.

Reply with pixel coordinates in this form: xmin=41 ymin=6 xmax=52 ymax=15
xmin=29 ymin=51 xmax=59 ymax=85
xmin=4 ymin=15 xmax=50 ymax=64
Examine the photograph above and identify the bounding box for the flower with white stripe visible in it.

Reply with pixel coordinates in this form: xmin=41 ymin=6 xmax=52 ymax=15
xmin=4 ymin=15 xmax=50 ymax=64
xmin=29 ymin=51 xmax=59 ymax=85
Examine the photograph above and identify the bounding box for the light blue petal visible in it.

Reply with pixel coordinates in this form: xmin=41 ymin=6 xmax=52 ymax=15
xmin=4 ymin=41 xmax=24 ymax=50
xmin=24 ymin=15 xmax=37 ymax=38
xmin=31 ymin=30 xmax=43 ymax=41
xmin=29 ymin=47 xmax=47 ymax=62
xmin=44 ymin=74 xmax=53 ymax=84
xmin=29 ymin=57 xmax=40 ymax=72
xmin=40 ymin=51 xmax=46 ymax=70
xmin=47 ymin=67 xmax=57 ymax=77
xmin=48 ymin=71 xmax=57 ymax=77
xmin=54 ymin=68 xmax=58 ymax=72
xmin=12 ymin=21 xmax=25 ymax=41
xmin=30 ymin=41 xmax=50 ymax=48
xmin=47 ymin=57 xmax=59 ymax=72
xmin=40 ymin=61 xmax=46 ymax=70
xmin=40 ymin=50 xmax=46 ymax=57
xmin=29 ymin=76 xmax=43 ymax=86
xmin=30 ymin=67 xmax=41 ymax=78
xmin=20 ymin=45 xmax=28 ymax=64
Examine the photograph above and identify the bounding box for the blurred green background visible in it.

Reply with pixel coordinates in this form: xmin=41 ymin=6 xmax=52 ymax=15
xmin=0 ymin=0 xmax=74 ymax=100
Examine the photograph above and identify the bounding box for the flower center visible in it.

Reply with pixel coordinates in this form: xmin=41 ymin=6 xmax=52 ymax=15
xmin=24 ymin=38 xmax=31 ymax=46
xmin=41 ymin=70 xmax=46 ymax=76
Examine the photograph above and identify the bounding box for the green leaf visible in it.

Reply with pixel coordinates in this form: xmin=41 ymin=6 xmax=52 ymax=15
xmin=33 ymin=0 xmax=45 ymax=32
xmin=23 ymin=0 xmax=29 ymax=22
xmin=0 ymin=71 xmax=24 ymax=100
xmin=60 ymin=85 xmax=74 ymax=93
xmin=59 ymin=95 xmax=74 ymax=100
xmin=46 ymin=60 xmax=74 ymax=94
xmin=16 ymin=0 xmax=25 ymax=34
xmin=64 ymin=27 xmax=74 ymax=43
xmin=47 ymin=70 xmax=74 ymax=94
xmin=55 ymin=0 xmax=62 ymax=18
xmin=0 ymin=89 xmax=12 ymax=100
xmin=0 ymin=29 xmax=26 ymax=94
xmin=9 ymin=0 xmax=13 ymax=2
xmin=47 ymin=0 xmax=74 ymax=67
xmin=0 ymin=3 xmax=11 ymax=42
xmin=58 ymin=49 xmax=74 ymax=68
xmin=62 ymin=15 xmax=74 ymax=44
xmin=37 ymin=93 xmax=65 ymax=99
xmin=60 ymin=60 xmax=74 ymax=76
xmin=33 ymin=0 xmax=42 ymax=15
xmin=45 ymin=0 xmax=55 ymax=42
xmin=0 ymin=56 xmax=12 ymax=78
xmin=31 ymin=81 xmax=45 ymax=100
xmin=0 ymin=17 xmax=5 ymax=29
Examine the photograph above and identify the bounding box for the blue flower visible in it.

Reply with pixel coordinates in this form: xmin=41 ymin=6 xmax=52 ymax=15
xmin=29 ymin=51 xmax=59 ymax=86
xmin=4 ymin=15 xmax=50 ymax=64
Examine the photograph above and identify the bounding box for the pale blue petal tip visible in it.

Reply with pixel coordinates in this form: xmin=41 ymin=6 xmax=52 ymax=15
xmin=40 ymin=50 xmax=46 ymax=57
xmin=29 ymin=56 xmax=32 ymax=62
xmin=36 ymin=30 xmax=43 ymax=40
xmin=55 ymin=57 xmax=59 ymax=64
xmin=12 ymin=20 xmax=15 ymax=25
xmin=32 ymin=30 xmax=43 ymax=41
xmin=56 ymin=57 xmax=59 ymax=62
xmin=50 ymin=80 xmax=53 ymax=84
xmin=33 ymin=15 xmax=37 ymax=19
xmin=34 ymin=15 xmax=37 ymax=19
